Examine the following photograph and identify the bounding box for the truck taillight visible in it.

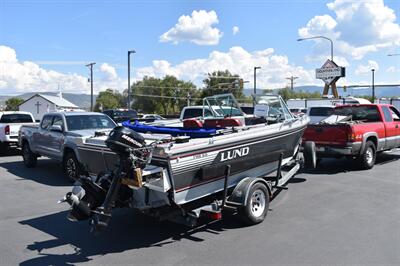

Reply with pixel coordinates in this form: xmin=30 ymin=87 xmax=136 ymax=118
xmin=348 ymin=132 xmax=362 ymax=142
xmin=348 ymin=133 xmax=356 ymax=141
xmin=4 ymin=125 xmax=10 ymax=135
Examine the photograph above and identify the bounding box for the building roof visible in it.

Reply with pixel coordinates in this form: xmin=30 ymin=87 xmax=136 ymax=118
xmin=20 ymin=93 xmax=78 ymax=108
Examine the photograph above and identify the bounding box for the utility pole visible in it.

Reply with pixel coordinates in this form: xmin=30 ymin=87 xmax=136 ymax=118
xmin=86 ymin=62 xmax=96 ymax=111
xmin=187 ymin=92 xmax=191 ymax=106
xmin=128 ymin=50 xmax=136 ymax=109
xmin=286 ymin=76 xmax=298 ymax=90
xmin=253 ymin=66 xmax=261 ymax=106
xmin=371 ymin=69 xmax=375 ymax=103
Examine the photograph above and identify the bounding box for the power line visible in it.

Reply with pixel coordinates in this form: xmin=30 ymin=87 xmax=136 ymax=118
xmin=132 ymin=85 xmax=197 ymax=90
xmin=286 ymin=76 xmax=298 ymax=90
xmin=132 ymin=93 xmax=201 ymax=100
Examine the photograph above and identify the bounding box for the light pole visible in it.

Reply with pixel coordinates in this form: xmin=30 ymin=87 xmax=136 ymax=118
xmin=371 ymin=69 xmax=375 ymax=103
xmin=85 ymin=62 xmax=96 ymax=111
xmin=128 ymin=50 xmax=136 ymax=110
xmin=297 ymin=35 xmax=334 ymax=61
xmin=253 ymin=66 xmax=261 ymax=106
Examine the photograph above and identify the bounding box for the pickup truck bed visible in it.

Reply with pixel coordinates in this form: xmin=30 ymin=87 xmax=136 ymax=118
xmin=0 ymin=111 xmax=36 ymax=153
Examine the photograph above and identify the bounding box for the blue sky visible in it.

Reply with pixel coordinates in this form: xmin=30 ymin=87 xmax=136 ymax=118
xmin=1 ymin=0 xmax=399 ymax=95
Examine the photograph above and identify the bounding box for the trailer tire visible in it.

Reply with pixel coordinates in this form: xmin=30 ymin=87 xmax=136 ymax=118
xmin=239 ymin=182 xmax=269 ymax=225
xmin=63 ymin=152 xmax=82 ymax=182
xmin=357 ymin=141 xmax=376 ymax=170
xmin=22 ymin=142 xmax=37 ymax=168
xmin=303 ymin=141 xmax=316 ymax=169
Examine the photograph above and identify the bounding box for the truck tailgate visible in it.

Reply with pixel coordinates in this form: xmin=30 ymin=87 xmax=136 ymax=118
xmin=303 ymin=124 xmax=351 ymax=145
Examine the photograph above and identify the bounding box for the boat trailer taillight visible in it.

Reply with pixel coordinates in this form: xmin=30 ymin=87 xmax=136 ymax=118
xmin=200 ymin=209 xmax=222 ymax=220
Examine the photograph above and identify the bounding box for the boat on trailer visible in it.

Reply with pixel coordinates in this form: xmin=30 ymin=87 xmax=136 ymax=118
xmin=61 ymin=94 xmax=313 ymax=231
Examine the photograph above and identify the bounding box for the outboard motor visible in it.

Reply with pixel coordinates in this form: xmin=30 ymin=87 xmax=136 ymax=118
xmin=61 ymin=126 xmax=151 ymax=232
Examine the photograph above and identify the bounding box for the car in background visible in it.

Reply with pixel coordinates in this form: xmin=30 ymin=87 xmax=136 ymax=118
xmin=141 ymin=114 xmax=165 ymax=120
xmin=0 ymin=111 xmax=37 ymax=153
xmin=19 ymin=112 xmax=117 ymax=180
xmin=289 ymin=108 xmax=307 ymax=117
xmin=103 ymin=109 xmax=138 ymax=123
xmin=306 ymin=106 xmax=335 ymax=124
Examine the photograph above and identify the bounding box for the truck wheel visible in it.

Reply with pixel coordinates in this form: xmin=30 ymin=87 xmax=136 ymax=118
xmin=303 ymin=141 xmax=317 ymax=169
xmin=357 ymin=141 xmax=376 ymax=170
xmin=63 ymin=152 xmax=82 ymax=182
xmin=239 ymin=182 xmax=269 ymax=225
xmin=22 ymin=142 xmax=37 ymax=168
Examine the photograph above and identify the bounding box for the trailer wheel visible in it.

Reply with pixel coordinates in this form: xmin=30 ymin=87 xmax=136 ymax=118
xmin=22 ymin=142 xmax=37 ymax=168
xmin=357 ymin=141 xmax=376 ymax=170
xmin=303 ymin=141 xmax=317 ymax=169
xmin=239 ymin=182 xmax=269 ymax=225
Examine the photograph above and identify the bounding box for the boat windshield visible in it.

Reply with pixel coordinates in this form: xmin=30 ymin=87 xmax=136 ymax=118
xmin=203 ymin=94 xmax=244 ymax=118
xmin=254 ymin=95 xmax=293 ymax=121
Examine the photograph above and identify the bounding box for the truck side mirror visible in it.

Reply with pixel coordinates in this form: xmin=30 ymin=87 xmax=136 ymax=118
xmin=50 ymin=125 xmax=63 ymax=132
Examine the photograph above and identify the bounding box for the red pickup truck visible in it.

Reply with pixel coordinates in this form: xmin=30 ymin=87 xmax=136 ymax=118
xmin=302 ymin=104 xmax=400 ymax=169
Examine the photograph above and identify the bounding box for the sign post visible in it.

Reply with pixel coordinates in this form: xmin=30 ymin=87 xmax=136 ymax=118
xmin=315 ymin=60 xmax=345 ymax=98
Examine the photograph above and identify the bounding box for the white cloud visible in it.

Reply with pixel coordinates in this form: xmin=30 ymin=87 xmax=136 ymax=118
xmin=100 ymin=63 xmax=117 ymax=80
xmin=305 ymin=54 xmax=349 ymax=67
xmin=298 ymin=0 xmax=400 ymax=60
xmin=355 ymin=60 xmax=379 ymax=75
xmin=386 ymin=66 xmax=399 ymax=73
xmin=232 ymin=26 xmax=240 ymax=35
xmin=160 ymin=10 xmax=222 ymax=45
xmin=0 ymin=45 xmax=125 ymax=94
xmin=136 ymin=46 xmax=316 ymax=89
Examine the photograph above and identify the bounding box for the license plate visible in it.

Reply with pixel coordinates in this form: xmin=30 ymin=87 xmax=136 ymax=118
xmin=316 ymin=147 xmax=325 ymax=152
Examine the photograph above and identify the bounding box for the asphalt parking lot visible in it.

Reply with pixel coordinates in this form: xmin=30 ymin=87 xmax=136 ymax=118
xmin=1 ymin=149 xmax=400 ymax=265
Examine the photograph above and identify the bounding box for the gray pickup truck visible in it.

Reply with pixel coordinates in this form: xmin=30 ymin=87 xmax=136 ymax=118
xmin=19 ymin=112 xmax=117 ymax=180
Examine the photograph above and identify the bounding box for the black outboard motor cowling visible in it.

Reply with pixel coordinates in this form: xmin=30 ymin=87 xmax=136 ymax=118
xmin=64 ymin=126 xmax=152 ymax=233
xmin=106 ymin=126 xmax=145 ymax=154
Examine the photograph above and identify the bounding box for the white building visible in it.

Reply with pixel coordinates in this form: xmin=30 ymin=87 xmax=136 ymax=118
xmin=19 ymin=93 xmax=82 ymax=121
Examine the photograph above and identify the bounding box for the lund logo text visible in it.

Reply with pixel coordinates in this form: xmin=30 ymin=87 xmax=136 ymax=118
xmin=220 ymin=147 xmax=250 ymax=162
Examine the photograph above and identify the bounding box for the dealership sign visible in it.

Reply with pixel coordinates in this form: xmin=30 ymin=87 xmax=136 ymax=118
xmin=316 ymin=59 xmax=345 ymax=85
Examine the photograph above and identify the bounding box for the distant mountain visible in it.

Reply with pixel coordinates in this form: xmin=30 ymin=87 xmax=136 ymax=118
xmin=295 ymin=85 xmax=400 ymax=98
xmin=1 ymin=86 xmax=399 ymax=110
xmin=0 ymin=92 xmax=97 ymax=109
xmin=244 ymin=85 xmax=400 ymax=98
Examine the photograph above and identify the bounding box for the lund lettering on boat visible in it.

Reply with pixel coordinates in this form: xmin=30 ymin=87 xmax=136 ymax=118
xmin=220 ymin=147 xmax=250 ymax=162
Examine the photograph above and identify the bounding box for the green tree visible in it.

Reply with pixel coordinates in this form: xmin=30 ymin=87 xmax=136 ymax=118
xmin=94 ymin=89 xmax=124 ymax=112
xmin=5 ymin=97 xmax=24 ymax=111
xmin=277 ymin=87 xmax=321 ymax=101
xmin=130 ymin=76 xmax=199 ymax=115
xmin=202 ymin=70 xmax=244 ymax=99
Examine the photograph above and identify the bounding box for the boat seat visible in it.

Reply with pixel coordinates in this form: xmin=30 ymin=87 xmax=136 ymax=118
xmin=183 ymin=118 xmax=204 ymax=128
xmin=203 ymin=118 xmax=243 ymax=128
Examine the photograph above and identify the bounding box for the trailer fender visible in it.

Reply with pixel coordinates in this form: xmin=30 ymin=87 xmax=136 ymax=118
xmin=228 ymin=177 xmax=271 ymax=207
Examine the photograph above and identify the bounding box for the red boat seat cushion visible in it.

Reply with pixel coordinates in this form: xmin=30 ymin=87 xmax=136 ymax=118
xmin=183 ymin=118 xmax=204 ymax=128
xmin=203 ymin=118 xmax=242 ymax=128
